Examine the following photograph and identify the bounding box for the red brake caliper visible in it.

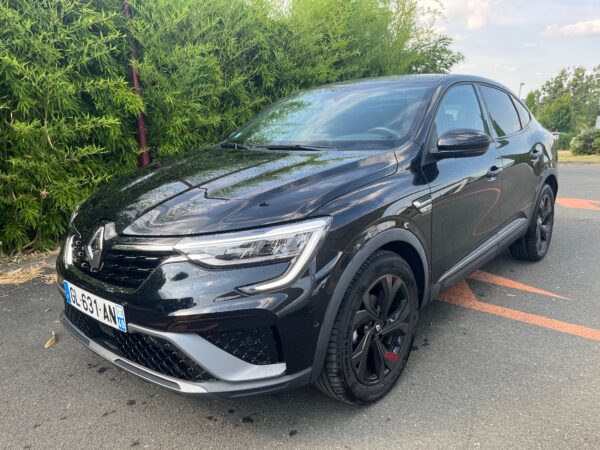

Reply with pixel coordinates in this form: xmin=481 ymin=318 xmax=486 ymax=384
xmin=384 ymin=352 xmax=399 ymax=361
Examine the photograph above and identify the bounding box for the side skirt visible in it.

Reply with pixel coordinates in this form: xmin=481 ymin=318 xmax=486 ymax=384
xmin=429 ymin=217 xmax=528 ymax=299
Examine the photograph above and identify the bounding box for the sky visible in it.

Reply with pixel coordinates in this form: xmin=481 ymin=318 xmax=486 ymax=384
xmin=427 ymin=0 xmax=600 ymax=97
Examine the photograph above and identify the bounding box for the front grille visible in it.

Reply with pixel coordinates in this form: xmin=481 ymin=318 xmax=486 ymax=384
xmin=201 ymin=327 xmax=283 ymax=365
xmin=64 ymin=303 xmax=215 ymax=382
xmin=71 ymin=236 xmax=168 ymax=289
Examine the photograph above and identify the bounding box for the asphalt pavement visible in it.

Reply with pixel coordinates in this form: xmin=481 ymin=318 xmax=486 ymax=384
xmin=1 ymin=165 xmax=599 ymax=449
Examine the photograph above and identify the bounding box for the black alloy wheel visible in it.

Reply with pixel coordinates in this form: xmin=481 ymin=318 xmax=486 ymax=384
xmin=315 ymin=250 xmax=418 ymax=404
xmin=509 ymin=183 xmax=555 ymax=261
xmin=351 ymin=274 xmax=411 ymax=385
xmin=535 ymin=190 xmax=554 ymax=255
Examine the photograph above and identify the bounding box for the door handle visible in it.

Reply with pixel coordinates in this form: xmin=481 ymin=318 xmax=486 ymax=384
xmin=486 ymin=166 xmax=503 ymax=180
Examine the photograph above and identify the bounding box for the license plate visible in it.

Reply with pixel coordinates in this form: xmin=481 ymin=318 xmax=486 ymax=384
xmin=64 ymin=280 xmax=127 ymax=332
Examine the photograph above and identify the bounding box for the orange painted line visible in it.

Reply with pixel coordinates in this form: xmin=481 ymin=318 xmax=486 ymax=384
xmin=468 ymin=270 xmax=570 ymax=300
xmin=556 ymin=197 xmax=600 ymax=211
xmin=437 ymin=281 xmax=600 ymax=342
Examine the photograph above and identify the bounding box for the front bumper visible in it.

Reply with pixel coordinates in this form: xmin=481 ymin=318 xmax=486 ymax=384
xmin=61 ymin=312 xmax=312 ymax=398
xmin=56 ymin=228 xmax=336 ymax=397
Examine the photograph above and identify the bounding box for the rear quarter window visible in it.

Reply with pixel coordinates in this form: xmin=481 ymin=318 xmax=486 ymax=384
xmin=512 ymin=97 xmax=531 ymax=128
xmin=480 ymin=86 xmax=521 ymax=137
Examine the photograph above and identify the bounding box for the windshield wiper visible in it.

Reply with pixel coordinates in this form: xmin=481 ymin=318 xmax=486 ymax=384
xmin=219 ymin=142 xmax=250 ymax=150
xmin=261 ymin=144 xmax=336 ymax=151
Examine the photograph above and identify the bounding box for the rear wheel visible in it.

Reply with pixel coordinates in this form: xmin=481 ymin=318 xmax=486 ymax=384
xmin=315 ymin=250 xmax=418 ymax=404
xmin=509 ymin=184 xmax=555 ymax=261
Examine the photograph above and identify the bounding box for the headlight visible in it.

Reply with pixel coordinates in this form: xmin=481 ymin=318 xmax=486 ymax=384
xmin=173 ymin=217 xmax=332 ymax=293
xmin=63 ymin=235 xmax=74 ymax=267
xmin=69 ymin=202 xmax=83 ymax=226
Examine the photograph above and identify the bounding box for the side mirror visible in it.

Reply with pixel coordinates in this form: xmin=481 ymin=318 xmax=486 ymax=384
xmin=433 ymin=128 xmax=492 ymax=158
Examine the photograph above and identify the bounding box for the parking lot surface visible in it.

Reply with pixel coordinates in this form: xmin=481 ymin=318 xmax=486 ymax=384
xmin=1 ymin=165 xmax=599 ymax=449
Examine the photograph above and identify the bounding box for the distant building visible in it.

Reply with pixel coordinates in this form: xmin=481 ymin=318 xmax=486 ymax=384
xmin=595 ymin=115 xmax=600 ymax=129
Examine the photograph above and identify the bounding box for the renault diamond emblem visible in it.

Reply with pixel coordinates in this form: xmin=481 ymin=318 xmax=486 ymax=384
xmin=86 ymin=226 xmax=105 ymax=271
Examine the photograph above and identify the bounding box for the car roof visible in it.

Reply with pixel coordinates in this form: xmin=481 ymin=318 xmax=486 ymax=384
xmin=316 ymin=74 xmax=514 ymax=95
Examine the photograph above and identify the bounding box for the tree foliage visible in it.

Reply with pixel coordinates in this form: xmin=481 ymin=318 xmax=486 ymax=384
xmin=537 ymin=95 xmax=575 ymax=134
xmin=0 ymin=0 xmax=462 ymax=253
xmin=526 ymin=66 xmax=600 ymax=133
xmin=0 ymin=0 xmax=142 ymax=251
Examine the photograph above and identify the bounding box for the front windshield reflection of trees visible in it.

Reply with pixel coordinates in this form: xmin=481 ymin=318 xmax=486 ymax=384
xmin=229 ymin=85 xmax=430 ymax=150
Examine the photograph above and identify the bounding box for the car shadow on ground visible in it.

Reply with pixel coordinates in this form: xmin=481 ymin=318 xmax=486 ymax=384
xmin=145 ymin=250 xmax=528 ymax=433
xmin=133 ymin=298 xmax=458 ymax=428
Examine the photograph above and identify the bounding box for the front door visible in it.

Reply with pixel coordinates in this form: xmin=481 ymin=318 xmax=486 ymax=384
xmin=423 ymin=83 xmax=503 ymax=283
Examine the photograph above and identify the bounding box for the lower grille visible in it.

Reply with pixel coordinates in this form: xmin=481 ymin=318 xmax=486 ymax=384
xmin=64 ymin=301 xmax=101 ymax=337
xmin=64 ymin=303 xmax=215 ymax=382
xmin=201 ymin=327 xmax=283 ymax=365
xmin=113 ymin=332 xmax=212 ymax=382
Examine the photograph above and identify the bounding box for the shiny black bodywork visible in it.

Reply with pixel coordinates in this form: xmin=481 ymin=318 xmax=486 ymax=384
xmin=57 ymin=74 xmax=558 ymax=396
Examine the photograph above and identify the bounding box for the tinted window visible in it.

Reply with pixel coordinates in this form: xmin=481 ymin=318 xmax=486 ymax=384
xmin=228 ymin=84 xmax=432 ymax=150
xmin=480 ymin=86 xmax=521 ymax=137
xmin=512 ymin=97 xmax=531 ymax=128
xmin=434 ymin=84 xmax=485 ymax=136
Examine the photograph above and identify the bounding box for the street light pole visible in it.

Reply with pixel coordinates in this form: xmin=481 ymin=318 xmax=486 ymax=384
xmin=518 ymin=82 xmax=525 ymax=99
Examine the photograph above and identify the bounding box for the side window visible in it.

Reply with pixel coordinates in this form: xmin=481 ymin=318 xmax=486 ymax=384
xmin=480 ymin=86 xmax=521 ymax=137
xmin=512 ymin=97 xmax=531 ymax=128
xmin=434 ymin=84 xmax=486 ymax=137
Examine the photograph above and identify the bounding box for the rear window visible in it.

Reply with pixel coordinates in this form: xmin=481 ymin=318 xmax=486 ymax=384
xmin=512 ymin=97 xmax=531 ymax=128
xmin=480 ymin=86 xmax=521 ymax=137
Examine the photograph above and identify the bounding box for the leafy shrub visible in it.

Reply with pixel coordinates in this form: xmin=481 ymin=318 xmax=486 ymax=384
xmin=128 ymin=0 xmax=464 ymax=159
xmin=0 ymin=0 xmax=462 ymax=253
xmin=0 ymin=0 xmax=142 ymax=252
xmin=556 ymin=133 xmax=573 ymax=150
xmin=571 ymin=128 xmax=600 ymax=155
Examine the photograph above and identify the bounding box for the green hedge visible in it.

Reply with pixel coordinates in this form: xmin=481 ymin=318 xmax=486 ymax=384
xmin=556 ymin=132 xmax=574 ymax=151
xmin=571 ymin=128 xmax=600 ymax=155
xmin=0 ymin=0 xmax=462 ymax=253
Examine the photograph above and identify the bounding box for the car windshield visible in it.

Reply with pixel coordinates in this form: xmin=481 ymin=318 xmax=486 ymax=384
xmin=226 ymin=83 xmax=432 ymax=150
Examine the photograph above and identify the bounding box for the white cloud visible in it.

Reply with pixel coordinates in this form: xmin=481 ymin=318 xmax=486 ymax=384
xmin=454 ymin=63 xmax=475 ymax=71
xmin=492 ymin=62 xmax=518 ymax=72
xmin=429 ymin=0 xmax=492 ymax=30
xmin=542 ymin=19 xmax=600 ymax=37
xmin=466 ymin=0 xmax=491 ymax=30
xmin=429 ymin=0 xmax=600 ymax=93
xmin=453 ymin=33 xmax=467 ymax=42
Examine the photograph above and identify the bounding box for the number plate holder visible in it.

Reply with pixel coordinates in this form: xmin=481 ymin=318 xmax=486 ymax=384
xmin=64 ymin=280 xmax=127 ymax=332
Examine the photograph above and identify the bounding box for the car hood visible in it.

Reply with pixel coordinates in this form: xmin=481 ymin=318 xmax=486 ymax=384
xmin=73 ymin=146 xmax=398 ymax=236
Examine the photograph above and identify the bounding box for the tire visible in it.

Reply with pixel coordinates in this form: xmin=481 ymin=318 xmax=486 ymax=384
xmin=314 ymin=250 xmax=419 ymax=404
xmin=509 ymin=183 xmax=555 ymax=262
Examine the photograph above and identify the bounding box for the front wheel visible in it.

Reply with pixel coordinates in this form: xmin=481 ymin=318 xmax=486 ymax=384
xmin=509 ymin=184 xmax=555 ymax=261
xmin=314 ymin=250 xmax=418 ymax=404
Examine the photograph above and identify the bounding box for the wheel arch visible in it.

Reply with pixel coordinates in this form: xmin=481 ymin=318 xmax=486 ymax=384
xmin=310 ymin=228 xmax=430 ymax=382
xmin=380 ymin=241 xmax=426 ymax=307
xmin=544 ymin=173 xmax=558 ymax=199
xmin=531 ymin=169 xmax=558 ymax=217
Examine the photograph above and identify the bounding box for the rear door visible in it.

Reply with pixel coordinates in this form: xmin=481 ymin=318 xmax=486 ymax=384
xmin=424 ymin=83 xmax=503 ymax=284
xmin=478 ymin=85 xmax=540 ymax=227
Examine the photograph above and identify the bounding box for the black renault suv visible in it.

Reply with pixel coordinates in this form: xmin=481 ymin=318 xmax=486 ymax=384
xmin=57 ymin=74 xmax=557 ymax=404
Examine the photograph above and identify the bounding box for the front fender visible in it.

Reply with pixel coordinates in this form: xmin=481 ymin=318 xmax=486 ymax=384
xmin=310 ymin=226 xmax=430 ymax=382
